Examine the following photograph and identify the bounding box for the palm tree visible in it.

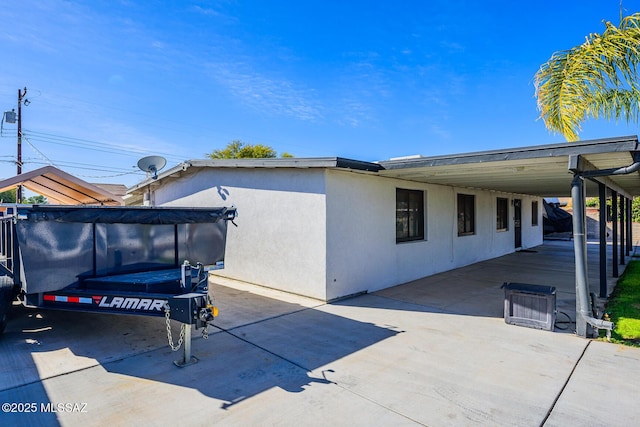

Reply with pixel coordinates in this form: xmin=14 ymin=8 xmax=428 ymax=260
xmin=534 ymin=13 xmax=640 ymax=141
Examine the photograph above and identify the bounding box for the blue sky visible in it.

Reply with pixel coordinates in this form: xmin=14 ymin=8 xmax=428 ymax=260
xmin=1 ymin=0 xmax=639 ymax=187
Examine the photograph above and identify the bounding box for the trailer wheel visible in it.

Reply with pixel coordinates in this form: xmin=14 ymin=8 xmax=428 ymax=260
xmin=0 ymin=309 xmax=7 ymax=335
xmin=0 ymin=280 xmax=13 ymax=335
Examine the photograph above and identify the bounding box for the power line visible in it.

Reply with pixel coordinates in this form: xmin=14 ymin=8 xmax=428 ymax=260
xmin=1 ymin=89 xmax=186 ymax=184
xmin=24 ymin=158 xmax=141 ymax=174
xmin=14 ymin=133 xmax=154 ymax=181
xmin=2 ymin=85 xmax=310 ymax=157
xmin=22 ymin=135 xmax=54 ymax=166
xmin=24 ymin=159 xmax=144 ymax=178
xmin=23 ymin=129 xmax=184 ymax=162
xmin=20 ymin=133 xmax=147 ymax=175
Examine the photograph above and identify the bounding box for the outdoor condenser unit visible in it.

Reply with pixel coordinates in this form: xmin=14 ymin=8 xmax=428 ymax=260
xmin=503 ymin=282 xmax=556 ymax=331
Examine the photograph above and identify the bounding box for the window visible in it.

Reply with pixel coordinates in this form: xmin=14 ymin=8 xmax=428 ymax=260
xmin=457 ymin=193 xmax=475 ymax=235
xmin=532 ymin=201 xmax=539 ymax=226
xmin=496 ymin=198 xmax=509 ymax=231
xmin=396 ymin=188 xmax=424 ymax=242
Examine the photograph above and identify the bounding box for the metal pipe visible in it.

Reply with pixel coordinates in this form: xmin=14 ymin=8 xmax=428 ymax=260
xmin=581 ymin=161 xmax=640 ymax=177
xmin=569 ymin=156 xmax=640 ymax=338
xmin=571 ymin=175 xmax=614 ymax=337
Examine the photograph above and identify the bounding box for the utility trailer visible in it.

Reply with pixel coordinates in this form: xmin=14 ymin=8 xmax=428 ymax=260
xmin=0 ymin=204 xmax=237 ymax=366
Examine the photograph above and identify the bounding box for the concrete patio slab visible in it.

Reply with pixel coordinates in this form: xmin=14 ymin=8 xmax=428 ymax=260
xmin=1 ymin=239 xmax=639 ymax=426
xmin=545 ymin=340 xmax=640 ymax=427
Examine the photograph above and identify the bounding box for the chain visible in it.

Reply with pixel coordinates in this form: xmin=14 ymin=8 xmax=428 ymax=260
xmin=202 ymin=324 xmax=209 ymax=339
xmin=202 ymin=292 xmax=215 ymax=340
xmin=164 ymin=303 xmax=185 ymax=351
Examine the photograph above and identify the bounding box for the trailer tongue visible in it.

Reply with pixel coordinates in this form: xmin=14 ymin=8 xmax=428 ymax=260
xmin=0 ymin=205 xmax=237 ymax=367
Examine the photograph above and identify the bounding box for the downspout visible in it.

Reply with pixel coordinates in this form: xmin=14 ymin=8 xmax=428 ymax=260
xmin=580 ymin=161 xmax=640 ymax=177
xmin=570 ymin=157 xmax=640 ymax=338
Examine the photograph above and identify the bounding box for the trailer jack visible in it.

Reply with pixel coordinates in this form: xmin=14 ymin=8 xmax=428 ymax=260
xmin=164 ymin=293 xmax=218 ymax=367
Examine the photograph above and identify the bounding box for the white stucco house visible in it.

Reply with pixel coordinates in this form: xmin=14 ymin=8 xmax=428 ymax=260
xmin=126 ymin=136 xmax=640 ymax=302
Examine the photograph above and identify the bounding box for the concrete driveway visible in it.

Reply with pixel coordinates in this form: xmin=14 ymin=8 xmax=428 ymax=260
xmin=1 ymin=240 xmax=639 ymax=426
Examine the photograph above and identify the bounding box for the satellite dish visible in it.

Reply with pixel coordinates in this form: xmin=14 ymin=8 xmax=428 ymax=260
xmin=137 ymin=155 xmax=167 ymax=180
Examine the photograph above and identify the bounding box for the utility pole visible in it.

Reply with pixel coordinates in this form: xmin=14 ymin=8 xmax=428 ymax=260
xmin=17 ymin=87 xmax=27 ymax=203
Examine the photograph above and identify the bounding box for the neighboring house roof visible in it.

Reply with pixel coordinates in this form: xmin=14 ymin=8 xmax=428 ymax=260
xmin=126 ymin=135 xmax=640 ymax=203
xmin=93 ymin=183 xmax=127 ymax=198
xmin=0 ymin=166 xmax=124 ymax=205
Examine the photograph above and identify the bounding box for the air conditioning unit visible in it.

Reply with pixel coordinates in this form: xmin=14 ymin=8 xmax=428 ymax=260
xmin=503 ymin=282 xmax=556 ymax=331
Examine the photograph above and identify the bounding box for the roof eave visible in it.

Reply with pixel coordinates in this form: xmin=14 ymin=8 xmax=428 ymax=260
xmin=126 ymin=157 xmax=382 ymax=195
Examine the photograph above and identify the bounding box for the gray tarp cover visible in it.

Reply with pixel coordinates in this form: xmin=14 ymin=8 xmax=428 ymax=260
xmin=18 ymin=206 xmax=236 ymax=224
xmin=542 ymin=200 xmax=572 ymax=234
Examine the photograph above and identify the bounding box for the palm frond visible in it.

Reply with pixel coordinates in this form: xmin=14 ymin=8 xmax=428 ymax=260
xmin=534 ymin=13 xmax=640 ymax=141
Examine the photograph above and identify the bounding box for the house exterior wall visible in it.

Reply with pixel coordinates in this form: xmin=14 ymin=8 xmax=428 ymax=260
xmin=149 ymin=166 xmax=543 ymax=301
xmin=324 ymin=170 xmax=543 ymax=300
xmin=152 ymin=167 xmax=330 ymax=300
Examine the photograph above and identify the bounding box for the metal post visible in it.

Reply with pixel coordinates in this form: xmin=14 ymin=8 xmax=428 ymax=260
xmin=598 ymin=183 xmax=607 ymax=298
xmin=627 ymin=198 xmax=633 ymax=255
xmin=572 ymin=175 xmax=592 ymax=337
xmin=16 ymin=87 xmax=27 ymax=203
xmin=174 ymin=324 xmax=198 ymax=367
xmin=620 ymin=196 xmax=625 ymax=265
xmin=612 ymin=191 xmax=618 ymax=277
xmin=183 ymin=324 xmax=192 ymax=362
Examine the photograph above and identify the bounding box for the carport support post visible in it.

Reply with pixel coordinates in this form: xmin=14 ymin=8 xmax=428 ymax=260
xmin=612 ymin=191 xmax=618 ymax=277
xmin=627 ymin=198 xmax=633 ymax=255
xmin=598 ymin=183 xmax=607 ymax=298
xmin=571 ymin=174 xmax=593 ymax=338
xmin=620 ymin=196 xmax=626 ymax=266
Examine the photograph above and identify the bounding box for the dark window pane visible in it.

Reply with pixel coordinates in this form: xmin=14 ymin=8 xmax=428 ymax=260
xmin=497 ymin=198 xmax=508 ymax=230
xmin=532 ymin=201 xmax=539 ymax=226
xmin=396 ymin=188 xmax=424 ymax=242
xmin=457 ymin=194 xmax=475 ymax=235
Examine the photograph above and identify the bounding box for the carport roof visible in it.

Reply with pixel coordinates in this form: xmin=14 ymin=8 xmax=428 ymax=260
xmin=377 ymin=135 xmax=640 ymax=198
xmin=0 ymin=166 xmax=124 ymax=205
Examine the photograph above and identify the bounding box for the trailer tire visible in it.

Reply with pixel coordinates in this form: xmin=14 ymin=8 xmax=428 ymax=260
xmin=0 ymin=280 xmax=14 ymax=335
xmin=0 ymin=309 xmax=7 ymax=335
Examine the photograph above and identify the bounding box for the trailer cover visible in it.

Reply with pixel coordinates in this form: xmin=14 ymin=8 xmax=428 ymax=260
xmin=12 ymin=205 xmax=237 ymax=294
xmin=20 ymin=205 xmax=235 ymax=224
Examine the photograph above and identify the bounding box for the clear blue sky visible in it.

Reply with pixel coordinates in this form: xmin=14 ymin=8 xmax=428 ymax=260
xmin=1 ymin=0 xmax=639 ymax=187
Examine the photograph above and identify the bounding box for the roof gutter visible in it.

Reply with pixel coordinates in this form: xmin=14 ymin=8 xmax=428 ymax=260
xmin=569 ymin=154 xmax=640 ymax=338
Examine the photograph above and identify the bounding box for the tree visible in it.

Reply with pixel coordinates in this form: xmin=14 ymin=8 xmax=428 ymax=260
xmin=207 ymin=140 xmax=293 ymax=159
xmin=0 ymin=190 xmax=47 ymax=204
xmin=0 ymin=189 xmax=16 ymax=203
xmin=23 ymin=195 xmax=48 ymax=205
xmin=534 ymin=13 xmax=640 ymax=141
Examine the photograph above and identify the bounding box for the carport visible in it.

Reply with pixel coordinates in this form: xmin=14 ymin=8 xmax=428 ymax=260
xmin=378 ymin=135 xmax=640 ymax=337
xmin=0 ymin=165 xmax=123 ymax=206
